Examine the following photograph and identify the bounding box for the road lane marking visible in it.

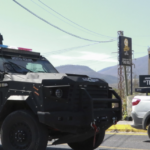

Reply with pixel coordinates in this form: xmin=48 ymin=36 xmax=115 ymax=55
xmin=100 ymin=146 xmax=149 ymax=150
xmin=106 ymin=132 xmax=147 ymax=136
xmin=48 ymin=144 xmax=149 ymax=150
xmin=107 ymin=125 xmax=146 ymax=133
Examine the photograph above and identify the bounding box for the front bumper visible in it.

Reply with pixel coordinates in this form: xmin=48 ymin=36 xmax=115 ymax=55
xmin=38 ymin=111 xmax=89 ymax=133
xmin=38 ymin=89 xmax=122 ymax=133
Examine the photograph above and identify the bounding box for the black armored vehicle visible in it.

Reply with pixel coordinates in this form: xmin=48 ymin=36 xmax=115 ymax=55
xmin=0 ymin=44 xmax=122 ymax=150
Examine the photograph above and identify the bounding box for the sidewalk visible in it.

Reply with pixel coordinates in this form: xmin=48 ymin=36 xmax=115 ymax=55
xmin=106 ymin=121 xmax=147 ymax=132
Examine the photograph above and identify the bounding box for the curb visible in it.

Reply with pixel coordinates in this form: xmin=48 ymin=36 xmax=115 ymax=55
xmin=106 ymin=124 xmax=147 ymax=132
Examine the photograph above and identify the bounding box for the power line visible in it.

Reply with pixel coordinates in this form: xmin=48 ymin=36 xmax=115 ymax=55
xmin=38 ymin=0 xmax=114 ymax=38
xmin=30 ymin=0 xmax=113 ymax=38
xmin=132 ymin=35 xmax=150 ymax=37
xmin=42 ymin=41 xmax=149 ymax=56
xmin=52 ymin=55 xmax=118 ymax=67
xmin=42 ymin=42 xmax=100 ymax=55
xmin=30 ymin=0 xmax=96 ymax=37
xmin=52 ymin=54 xmax=117 ymax=65
xmin=77 ymin=55 xmax=117 ymax=65
xmin=13 ymin=0 xmax=117 ymax=43
xmin=133 ymin=44 xmax=148 ymax=48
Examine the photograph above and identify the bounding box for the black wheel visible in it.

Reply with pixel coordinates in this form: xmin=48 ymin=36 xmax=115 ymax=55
xmin=68 ymin=130 xmax=105 ymax=150
xmin=147 ymin=125 xmax=150 ymax=139
xmin=1 ymin=110 xmax=48 ymax=150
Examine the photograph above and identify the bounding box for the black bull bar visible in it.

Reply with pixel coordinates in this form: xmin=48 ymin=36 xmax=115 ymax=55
xmin=38 ymin=88 xmax=122 ymax=133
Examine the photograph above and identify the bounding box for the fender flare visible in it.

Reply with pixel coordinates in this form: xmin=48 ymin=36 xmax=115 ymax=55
xmin=5 ymin=89 xmax=39 ymax=114
xmin=142 ymin=111 xmax=150 ymax=129
xmin=0 ymin=94 xmax=38 ymax=120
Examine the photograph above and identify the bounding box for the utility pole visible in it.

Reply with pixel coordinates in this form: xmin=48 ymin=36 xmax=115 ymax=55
xmin=118 ymin=31 xmax=130 ymax=98
xmin=129 ymin=50 xmax=134 ymax=95
xmin=148 ymin=47 xmax=150 ymax=75
xmin=130 ymin=61 xmax=133 ymax=95
xmin=124 ymin=65 xmax=128 ymax=96
xmin=118 ymin=31 xmax=125 ymax=100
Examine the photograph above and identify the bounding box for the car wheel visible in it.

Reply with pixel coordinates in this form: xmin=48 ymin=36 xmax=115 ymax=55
xmin=68 ymin=130 xmax=105 ymax=150
xmin=1 ymin=110 xmax=48 ymax=150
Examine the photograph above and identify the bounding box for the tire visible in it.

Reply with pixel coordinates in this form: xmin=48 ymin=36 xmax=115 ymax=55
xmin=68 ymin=130 xmax=105 ymax=150
xmin=147 ymin=125 xmax=150 ymax=139
xmin=1 ymin=110 xmax=48 ymax=150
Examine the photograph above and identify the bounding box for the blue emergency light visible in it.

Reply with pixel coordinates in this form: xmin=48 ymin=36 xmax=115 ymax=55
xmin=0 ymin=44 xmax=32 ymax=51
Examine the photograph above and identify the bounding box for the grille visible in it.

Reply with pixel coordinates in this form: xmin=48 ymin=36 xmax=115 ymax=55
xmin=86 ymin=85 xmax=108 ymax=109
xmin=68 ymin=85 xmax=109 ymax=110
xmin=86 ymin=85 xmax=108 ymax=98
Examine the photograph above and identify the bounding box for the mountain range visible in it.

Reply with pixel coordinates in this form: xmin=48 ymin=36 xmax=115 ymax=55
xmin=56 ymin=55 xmax=148 ymax=85
xmin=56 ymin=65 xmax=118 ymax=84
xmin=98 ymin=55 xmax=148 ymax=78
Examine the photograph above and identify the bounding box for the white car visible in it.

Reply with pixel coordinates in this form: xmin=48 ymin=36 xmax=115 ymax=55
xmin=131 ymin=94 xmax=150 ymax=138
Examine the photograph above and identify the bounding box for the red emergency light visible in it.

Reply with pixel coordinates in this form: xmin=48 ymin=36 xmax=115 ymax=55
xmin=18 ymin=47 xmax=32 ymax=51
xmin=0 ymin=44 xmax=32 ymax=51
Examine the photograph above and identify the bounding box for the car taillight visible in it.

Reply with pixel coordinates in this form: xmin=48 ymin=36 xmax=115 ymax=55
xmin=132 ymin=99 xmax=141 ymax=106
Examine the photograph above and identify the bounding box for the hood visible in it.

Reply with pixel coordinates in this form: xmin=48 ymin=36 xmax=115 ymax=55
xmin=3 ymin=73 xmax=67 ymax=83
xmin=42 ymin=73 xmax=108 ymax=87
xmin=3 ymin=73 xmax=108 ymax=86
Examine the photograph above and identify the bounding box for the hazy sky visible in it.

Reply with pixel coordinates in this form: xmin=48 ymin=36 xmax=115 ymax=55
xmin=1 ymin=0 xmax=149 ymax=71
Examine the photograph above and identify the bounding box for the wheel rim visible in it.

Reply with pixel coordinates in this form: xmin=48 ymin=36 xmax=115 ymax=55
xmin=9 ymin=122 xmax=32 ymax=150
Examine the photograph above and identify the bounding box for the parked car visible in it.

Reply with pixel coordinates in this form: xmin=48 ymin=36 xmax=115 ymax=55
xmin=131 ymin=88 xmax=150 ymax=138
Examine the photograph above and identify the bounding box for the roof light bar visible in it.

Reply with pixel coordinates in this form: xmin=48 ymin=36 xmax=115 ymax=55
xmin=0 ymin=44 xmax=32 ymax=51
xmin=0 ymin=44 xmax=7 ymax=48
xmin=18 ymin=47 xmax=32 ymax=51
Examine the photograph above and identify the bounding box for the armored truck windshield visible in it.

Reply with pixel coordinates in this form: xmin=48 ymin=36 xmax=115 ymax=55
xmin=0 ymin=48 xmax=58 ymax=73
xmin=1 ymin=56 xmax=58 ymax=73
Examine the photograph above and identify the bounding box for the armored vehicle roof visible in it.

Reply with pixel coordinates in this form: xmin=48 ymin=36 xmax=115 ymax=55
xmin=0 ymin=48 xmax=41 ymax=59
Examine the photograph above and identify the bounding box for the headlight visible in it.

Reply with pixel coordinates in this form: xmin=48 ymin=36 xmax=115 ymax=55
xmin=55 ymin=89 xmax=63 ymax=98
xmin=49 ymin=89 xmax=53 ymax=95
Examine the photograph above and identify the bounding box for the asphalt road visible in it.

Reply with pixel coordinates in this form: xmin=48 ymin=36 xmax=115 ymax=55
xmin=46 ymin=133 xmax=150 ymax=150
xmin=0 ymin=133 xmax=149 ymax=150
xmin=100 ymin=133 xmax=150 ymax=150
